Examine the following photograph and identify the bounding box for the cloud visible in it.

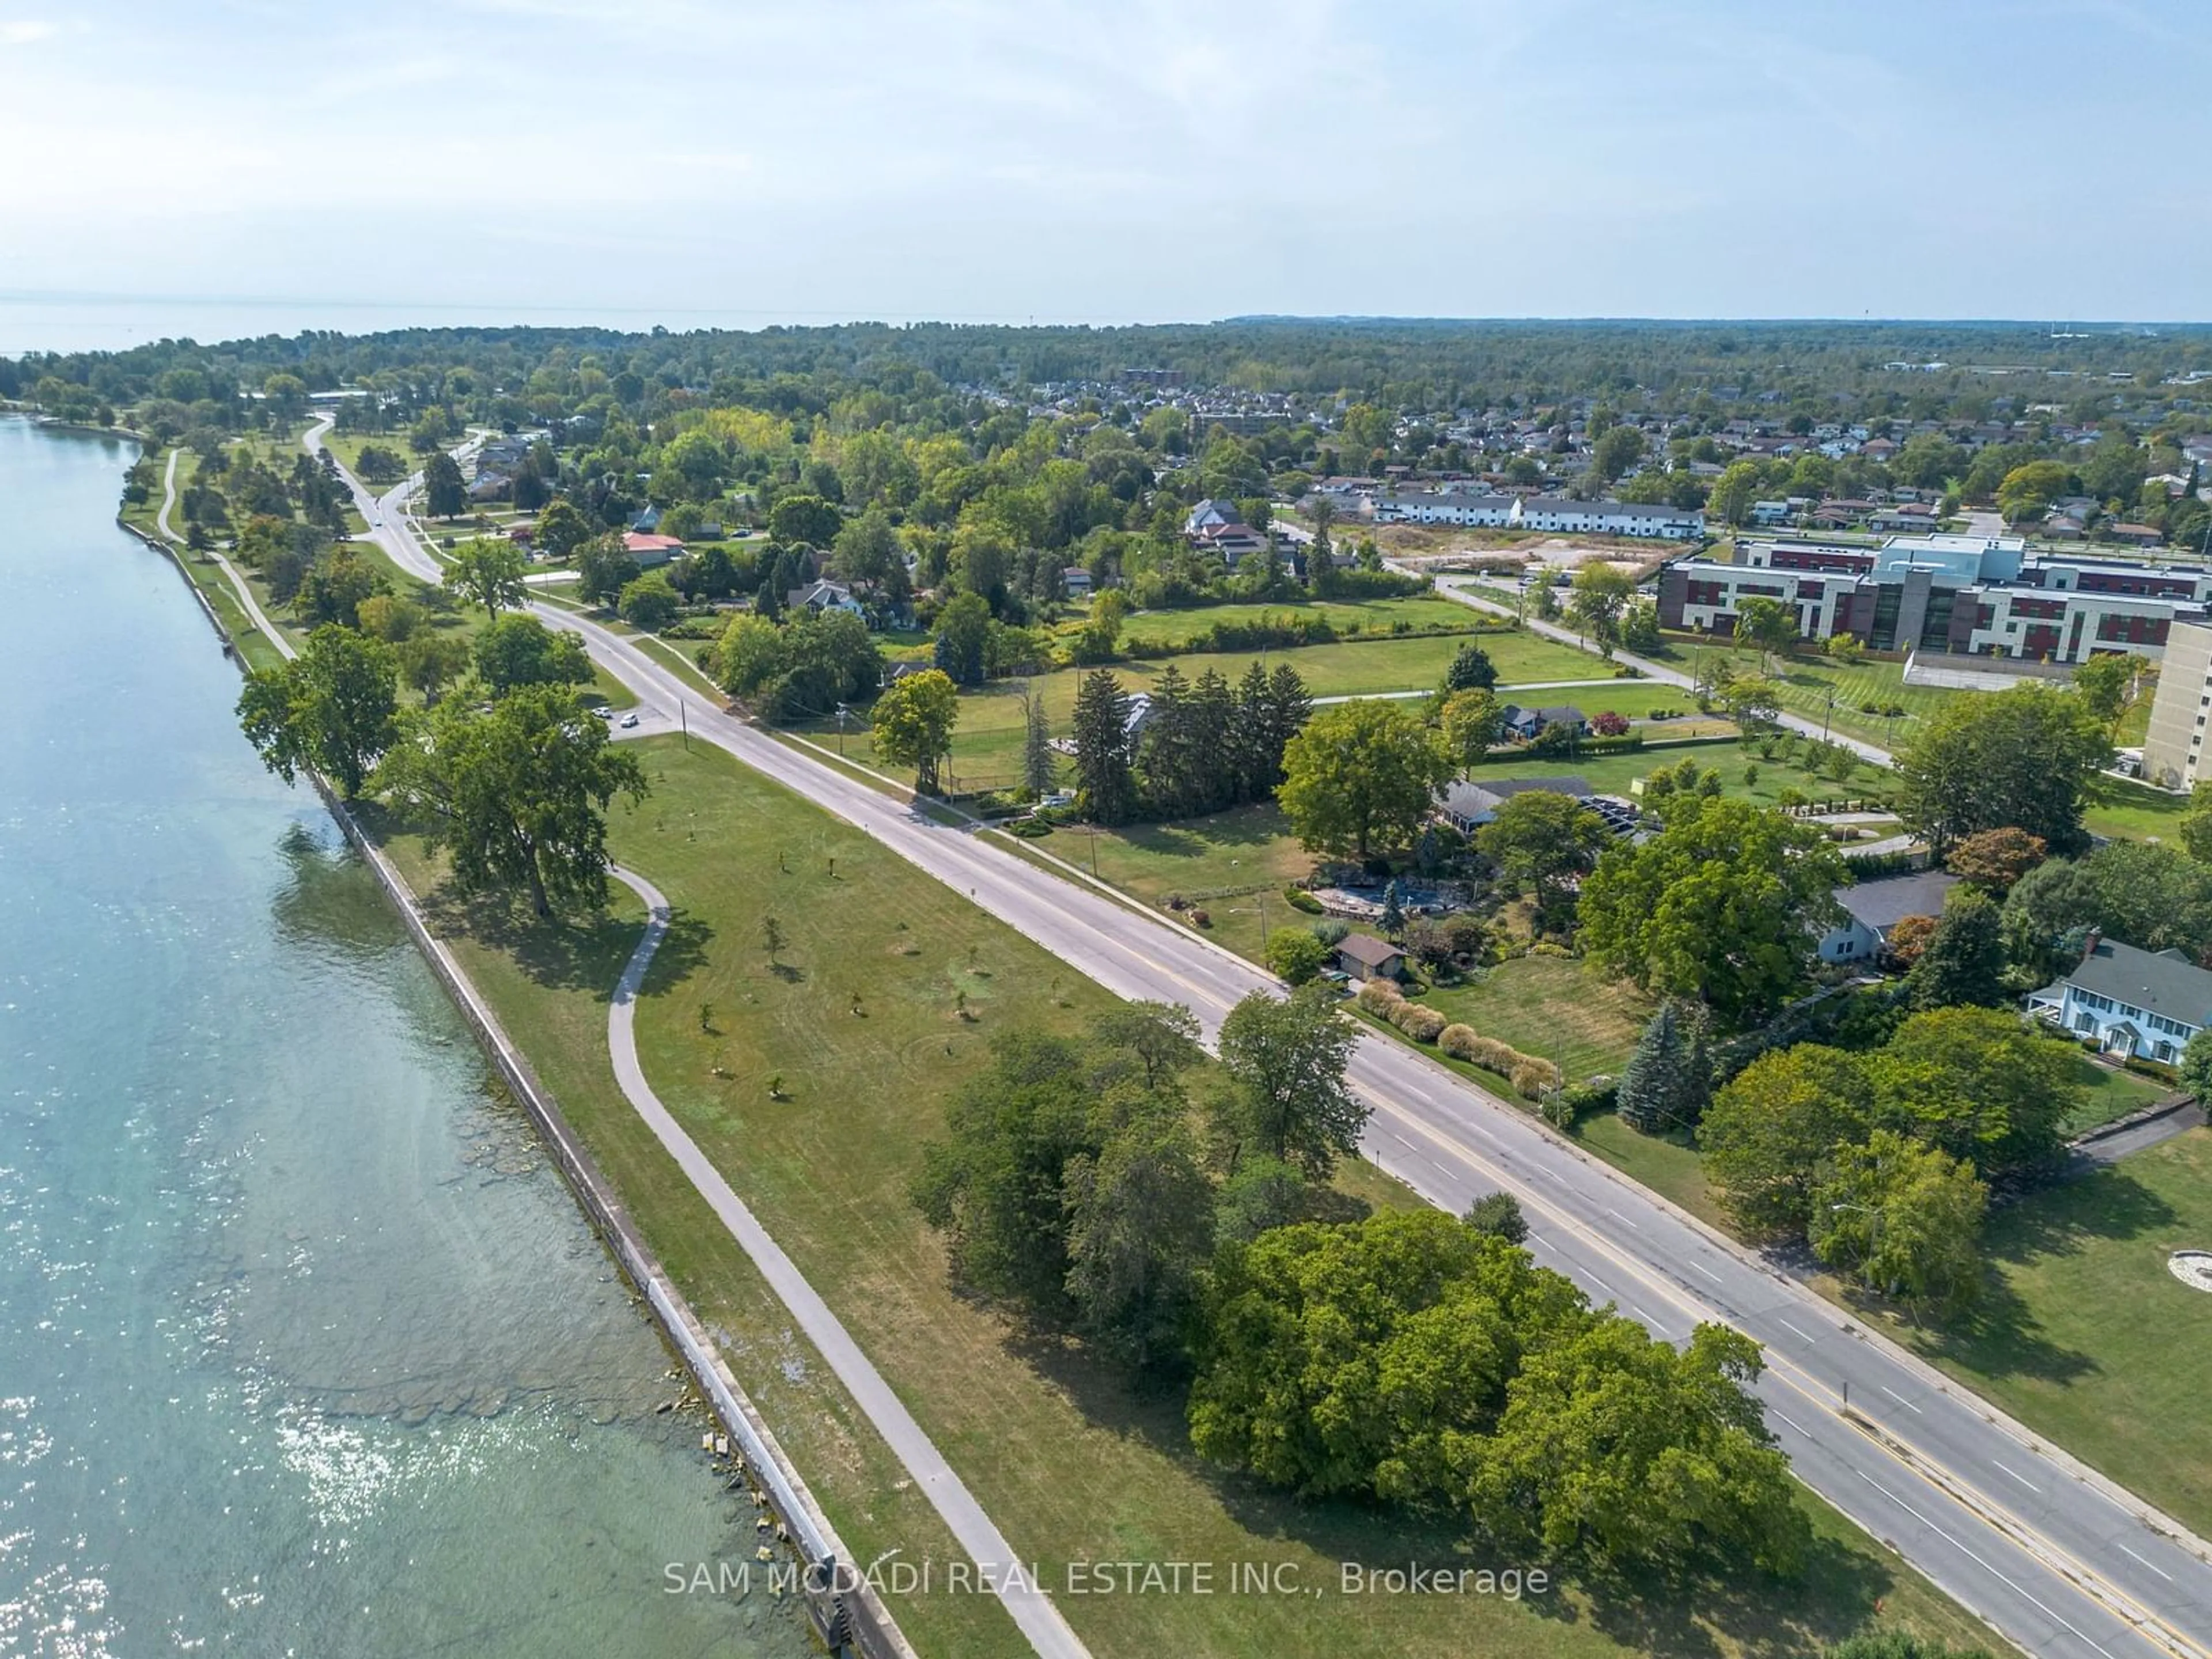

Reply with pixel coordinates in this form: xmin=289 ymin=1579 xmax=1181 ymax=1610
xmin=0 ymin=18 xmax=55 ymax=45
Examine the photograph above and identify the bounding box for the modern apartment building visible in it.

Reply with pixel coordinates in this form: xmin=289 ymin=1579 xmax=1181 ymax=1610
xmin=1656 ymin=534 xmax=2212 ymax=665
xmin=2141 ymin=618 xmax=2212 ymax=789
xmin=1372 ymin=490 xmax=1705 ymax=540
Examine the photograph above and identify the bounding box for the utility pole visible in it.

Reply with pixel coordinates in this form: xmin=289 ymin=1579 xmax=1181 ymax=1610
xmin=680 ymin=700 xmax=690 ymax=751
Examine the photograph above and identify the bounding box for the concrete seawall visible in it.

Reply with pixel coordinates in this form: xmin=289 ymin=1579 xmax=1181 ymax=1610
xmin=124 ymin=501 xmax=915 ymax=1659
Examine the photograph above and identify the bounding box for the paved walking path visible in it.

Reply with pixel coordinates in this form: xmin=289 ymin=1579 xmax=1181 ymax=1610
xmin=605 ymin=866 xmax=1090 ymax=1659
xmin=157 ymin=448 xmax=292 ymax=656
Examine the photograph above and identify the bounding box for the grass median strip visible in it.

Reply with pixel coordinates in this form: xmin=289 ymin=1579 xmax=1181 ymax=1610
xmin=364 ymin=734 xmax=1988 ymax=1659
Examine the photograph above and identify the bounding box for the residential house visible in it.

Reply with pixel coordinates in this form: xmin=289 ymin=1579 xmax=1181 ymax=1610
xmin=2029 ymin=931 xmax=2212 ymax=1063
xmin=1184 ymin=499 xmax=1243 ymax=535
xmin=1816 ymin=870 xmax=1958 ymax=965
xmin=622 ymin=531 xmax=684 ymax=567
xmin=787 ymin=579 xmax=865 ymax=616
xmin=631 ymin=505 xmax=662 ymax=535
xmin=1062 ymin=566 xmax=1094 ymax=597
xmin=1334 ymin=933 xmax=1407 ymax=982
xmin=1437 ymin=775 xmax=1593 ymax=832
xmin=1499 ymin=703 xmax=1588 ymax=741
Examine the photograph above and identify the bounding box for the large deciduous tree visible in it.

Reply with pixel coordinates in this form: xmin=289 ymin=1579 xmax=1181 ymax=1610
xmin=444 ymin=536 xmax=529 ymax=618
xmin=473 ymin=612 xmax=592 ymax=694
xmin=1566 ymin=564 xmax=1638 ymax=658
xmin=236 ymin=624 xmax=400 ymax=799
xmin=1699 ymin=1046 xmax=1875 ymax=1239
xmin=1277 ymin=700 xmax=1452 ymax=861
xmin=1478 ymin=790 xmax=1609 ymax=912
xmin=1808 ymin=1130 xmax=1988 ymax=1321
xmin=870 ymin=667 xmax=960 ymax=796
xmin=373 ymin=684 xmax=647 ymax=918
xmin=1895 ymin=683 xmax=2108 ymax=856
xmin=1214 ymin=984 xmax=1365 ymax=1180
xmin=1578 ymin=797 xmax=1846 ymax=1023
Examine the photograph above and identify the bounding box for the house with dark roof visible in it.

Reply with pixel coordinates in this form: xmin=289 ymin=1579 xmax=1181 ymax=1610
xmin=1435 ymin=775 xmax=1592 ymax=832
xmin=1817 ymin=870 xmax=1958 ymax=964
xmin=2028 ymin=931 xmax=2212 ymax=1063
xmin=1500 ymin=704 xmax=1587 ymax=741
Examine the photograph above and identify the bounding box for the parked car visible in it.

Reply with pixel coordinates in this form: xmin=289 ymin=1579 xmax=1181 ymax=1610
xmin=619 ymin=713 xmax=640 ymax=729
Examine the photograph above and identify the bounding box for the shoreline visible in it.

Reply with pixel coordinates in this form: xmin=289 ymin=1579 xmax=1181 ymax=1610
xmin=113 ymin=456 xmax=913 ymax=1659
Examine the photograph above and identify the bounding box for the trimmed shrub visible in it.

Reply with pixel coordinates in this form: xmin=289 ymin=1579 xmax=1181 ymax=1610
xmin=1439 ymin=1024 xmax=1482 ymax=1062
xmin=1284 ymin=887 xmax=1324 ymax=915
xmin=1356 ymin=979 xmax=1405 ymax=1015
xmin=1392 ymin=1003 xmax=1448 ymax=1043
xmin=1510 ymin=1058 xmax=1563 ymax=1097
xmin=1311 ymin=918 xmax=1351 ymax=946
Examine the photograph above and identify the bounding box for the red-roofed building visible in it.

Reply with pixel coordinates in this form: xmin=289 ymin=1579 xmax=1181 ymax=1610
xmin=623 ymin=532 xmax=684 ymax=567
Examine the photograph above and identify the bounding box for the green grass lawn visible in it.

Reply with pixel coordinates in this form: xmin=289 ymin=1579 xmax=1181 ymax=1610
xmin=1415 ymin=955 xmax=1656 ymax=1085
xmin=368 ymin=737 xmax=1986 ymax=1659
xmin=2084 ymin=771 xmax=2190 ymax=842
xmin=317 ymin=429 xmax=417 ymax=485
xmin=1460 ymin=739 xmax=1893 ymax=813
xmin=1694 ymin=646 xmax=1961 ymax=754
xmin=1119 ymin=594 xmax=1508 ymax=647
xmin=806 ymin=631 xmax=1658 ymax=794
xmin=1869 ymin=1127 xmax=2212 ymax=1541
xmin=2065 ymin=1052 xmax=2176 ymax=1134
xmin=1572 ymin=1113 xmax=1725 ymax=1231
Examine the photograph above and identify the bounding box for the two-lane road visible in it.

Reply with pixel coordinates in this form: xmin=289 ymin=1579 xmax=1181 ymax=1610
xmin=309 ymin=418 xmax=2212 ymax=1659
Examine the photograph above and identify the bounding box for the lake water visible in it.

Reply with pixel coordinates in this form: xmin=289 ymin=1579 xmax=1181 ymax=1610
xmin=0 ymin=417 xmax=805 ymax=1654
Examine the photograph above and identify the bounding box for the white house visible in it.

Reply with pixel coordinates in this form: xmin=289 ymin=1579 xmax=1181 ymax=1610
xmin=1373 ymin=490 xmax=1518 ymax=527
xmin=2028 ymin=932 xmax=2212 ymax=1064
xmin=1817 ymin=870 xmax=1958 ymax=965
xmin=787 ymin=579 xmax=865 ymax=616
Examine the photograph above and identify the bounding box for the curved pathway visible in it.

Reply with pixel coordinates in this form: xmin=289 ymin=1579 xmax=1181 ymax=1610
xmin=605 ymin=866 xmax=1090 ymax=1659
xmin=301 ymin=432 xmax=2212 ymax=1659
xmin=157 ymin=446 xmax=294 ymax=658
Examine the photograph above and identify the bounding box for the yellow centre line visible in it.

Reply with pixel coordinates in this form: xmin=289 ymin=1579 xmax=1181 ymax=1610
xmin=1358 ymin=1080 xmax=2207 ymax=1659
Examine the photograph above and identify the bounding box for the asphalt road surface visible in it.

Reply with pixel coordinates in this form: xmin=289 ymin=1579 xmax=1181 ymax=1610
xmin=312 ymin=422 xmax=2212 ymax=1659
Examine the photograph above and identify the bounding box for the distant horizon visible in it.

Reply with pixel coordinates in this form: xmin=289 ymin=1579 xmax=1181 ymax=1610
xmin=4 ymin=290 xmax=2210 ymax=361
xmin=4 ymin=3 xmax=2207 ymax=339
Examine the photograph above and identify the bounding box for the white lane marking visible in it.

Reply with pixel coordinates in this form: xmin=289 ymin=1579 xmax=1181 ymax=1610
xmin=1991 ymin=1460 xmax=2041 ymax=1495
xmin=1853 ymin=1472 xmax=2122 ymax=1659
xmin=1881 ymin=1385 xmax=1924 ymax=1415
xmin=1605 ymin=1206 xmax=1641 ymax=1229
xmin=2115 ymin=1541 xmax=2175 ymax=1582
xmin=1772 ymin=1410 xmax=1810 ymax=1437
xmin=1778 ymin=1318 xmax=1818 ymax=1344
xmin=1691 ymin=1260 xmax=1724 ymax=1283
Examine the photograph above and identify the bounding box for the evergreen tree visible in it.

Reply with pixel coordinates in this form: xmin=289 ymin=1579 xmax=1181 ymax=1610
xmin=1905 ymin=889 xmax=2010 ymax=1010
xmin=1138 ymin=664 xmax=1195 ymax=817
xmin=1442 ymin=641 xmax=1499 ymax=693
xmin=1229 ymin=660 xmax=1276 ymax=802
xmin=1189 ymin=667 xmax=1238 ymax=813
xmin=1380 ymin=879 xmax=1406 ymax=937
xmin=1256 ymin=662 xmax=1313 ymax=794
xmin=1616 ymin=1002 xmax=1710 ymax=1135
xmin=1072 ymin=669 xmax=1138 ymax=825
xmin=1021 ymin=690 xmax=1056 ymax=800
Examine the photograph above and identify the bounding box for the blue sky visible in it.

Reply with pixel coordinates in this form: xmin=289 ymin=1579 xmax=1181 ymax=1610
xmin=0 ymin=0 xmax=2205 ymax=332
